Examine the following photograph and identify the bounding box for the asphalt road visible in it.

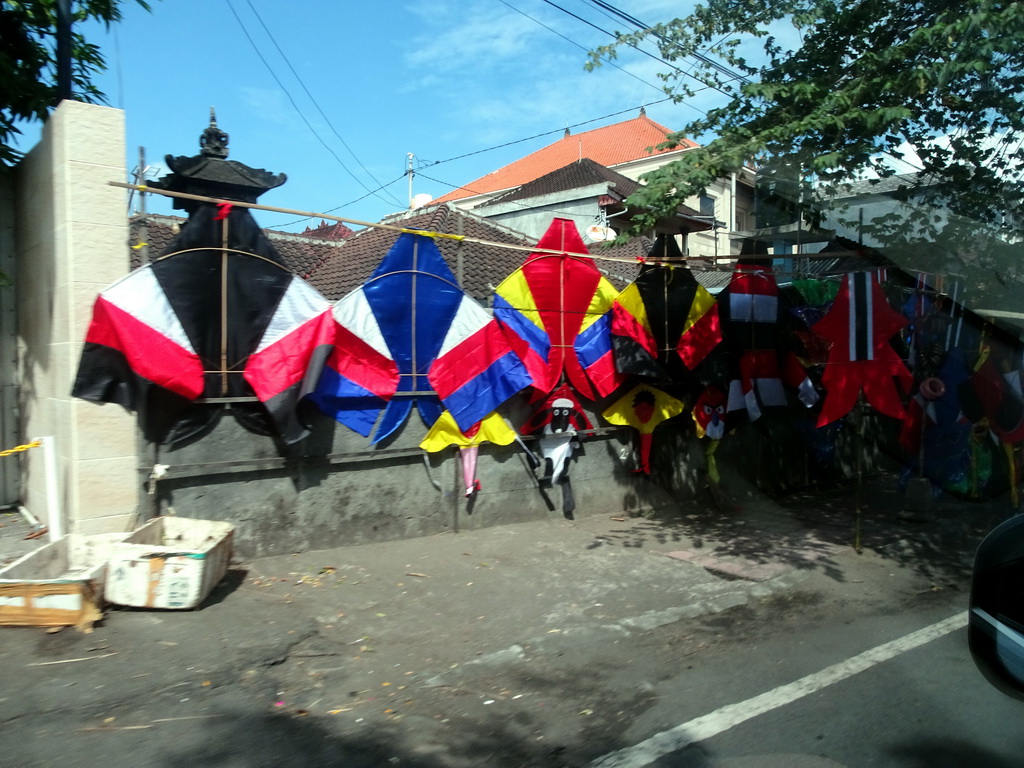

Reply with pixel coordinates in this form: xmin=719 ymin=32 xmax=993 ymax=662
xmin=607 ymin=607 xmax=1023 ymax=768
xmin=11 ymin=585 xmax=1013 ymax=768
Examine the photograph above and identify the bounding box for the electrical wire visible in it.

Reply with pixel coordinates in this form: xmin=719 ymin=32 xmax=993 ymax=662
xmin=272 ymin=172 xmax=409 ymax=229
xmin=242 ymin=0 xmax=403 ymax=208
xmin=582 ymin=0 xmax=750 ymax=84
xmin=423 ymin=98 xmax=673 ymax=169
xmin=537 ymin=0 xmax=736 ymax=102
xmin=272 ymin=99 xmax=678 ymax=229
xmin=224 ymin=0 xmax=400 ymax=209
xmin=496 ymin=0 xmax=665 ymax=95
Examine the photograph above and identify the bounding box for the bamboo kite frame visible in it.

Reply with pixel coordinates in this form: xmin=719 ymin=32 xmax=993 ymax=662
xmin=111 ymin=180 xmax=922 ymax=274
xmin=112 ymin=181 xmax=691 ymax=266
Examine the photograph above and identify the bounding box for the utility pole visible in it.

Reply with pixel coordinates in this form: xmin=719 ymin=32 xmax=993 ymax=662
xmin=56 ymin=0 xmax=73 ymax=103
xmin=135 ymin=146 xmax=150 ymax=266
xmin=137 ymin=147 xmax=147 ymax=215
xmin=407 ymin=153 xmax=416 ymax=209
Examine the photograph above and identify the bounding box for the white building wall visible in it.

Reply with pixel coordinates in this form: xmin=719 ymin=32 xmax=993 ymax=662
xmin=14 ymin=101 xmax=137 ymax=535
xmin=613 ymin=156 xmax=755 ymax=261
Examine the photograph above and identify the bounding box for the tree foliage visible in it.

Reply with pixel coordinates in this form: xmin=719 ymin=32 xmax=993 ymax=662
xmin=589 ymin=0 xmax=1024 ymax=250
xmin=0 ymin=0 xmax=150 ymax=166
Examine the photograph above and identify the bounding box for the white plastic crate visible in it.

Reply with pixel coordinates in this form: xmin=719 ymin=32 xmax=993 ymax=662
xmin=104 ymin=517 xmax=234 ymax=609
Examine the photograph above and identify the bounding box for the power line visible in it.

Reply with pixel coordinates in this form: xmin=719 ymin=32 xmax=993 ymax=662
xmin=242 ymin=0 xmax=403 ymax=208
xmin=223 ymin=0 xmax=401 ymax=209
xmin=413 ymin=170 xmax=609 ymax=221
xmin=277 ymin=99 xmax=681 ymax=229
xmin=273 ymin=172 xmax=409 ymax=229
xmin=582 ymin=0 xmax=750 ymax=84
xmin=537 ymin=0 xmax=736 ymax=102
xmin=423 ymin=98 xmax=673 ymax=169
xmin=496 ymin=0 xmax=665 ymax=95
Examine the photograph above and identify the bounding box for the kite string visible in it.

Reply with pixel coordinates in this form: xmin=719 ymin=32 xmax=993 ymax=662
xmin=122 ymin=182 xmax=921 ymax=283
xmin=118 ymin=182 xmax=632 ymax=261
xmin=114 ymin=181 xmax=846 ymax=270
xmin=120 ymin=181 xmax=889 ymax=277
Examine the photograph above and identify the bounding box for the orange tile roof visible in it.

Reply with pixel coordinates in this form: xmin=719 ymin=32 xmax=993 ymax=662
xmin=434 ymin=113 xmax=697 ymax=204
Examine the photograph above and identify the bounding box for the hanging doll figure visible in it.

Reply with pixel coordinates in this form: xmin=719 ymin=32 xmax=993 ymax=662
xmin=520 ymin=384 xmax=592 ymax=517
xmin=691 ymin=385 xmax=735 ymax=510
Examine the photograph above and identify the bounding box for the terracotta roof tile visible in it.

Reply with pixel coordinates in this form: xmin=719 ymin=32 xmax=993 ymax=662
xmin=478 ymin=158 xmax=707 ymax=229
xmin=301 ymin=220 xmax=356 ymax=241
xmin=306 ymin=204 xmax=534 ymax=302
xmin=478 ymin=157 xmax=640 ymax=208
xmin=434 ymin=113 xmax=697 ymax=204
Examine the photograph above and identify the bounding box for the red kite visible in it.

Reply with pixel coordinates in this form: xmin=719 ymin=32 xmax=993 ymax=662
xmin=493 ymin=219 xmax=621 ymax=401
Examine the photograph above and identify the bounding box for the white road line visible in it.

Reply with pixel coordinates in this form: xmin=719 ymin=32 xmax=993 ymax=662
xmin=589 ymin=612 xmax=968 ymax=768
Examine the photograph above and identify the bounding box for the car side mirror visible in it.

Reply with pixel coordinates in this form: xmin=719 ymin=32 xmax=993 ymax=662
xmin=969 ymin=514 xmax=1024 ymax=701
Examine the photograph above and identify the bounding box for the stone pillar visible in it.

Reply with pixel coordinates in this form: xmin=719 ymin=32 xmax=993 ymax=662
xmin=15 ymin=100 xmax=137 ymax=535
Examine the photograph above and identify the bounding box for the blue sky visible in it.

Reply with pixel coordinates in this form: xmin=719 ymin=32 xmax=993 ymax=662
xmin=23 ymin=0 xmax=761 ymax=231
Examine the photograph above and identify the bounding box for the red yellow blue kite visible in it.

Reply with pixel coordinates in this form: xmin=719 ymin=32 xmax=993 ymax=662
xmin=493 ymin=219 xmax=621 ymax=401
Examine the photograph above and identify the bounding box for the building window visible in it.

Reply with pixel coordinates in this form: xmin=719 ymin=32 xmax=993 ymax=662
xmin=699 ymin=194 xmax=716 ymax=218
xmin=698 ymin=194 xmax=726 ymax=228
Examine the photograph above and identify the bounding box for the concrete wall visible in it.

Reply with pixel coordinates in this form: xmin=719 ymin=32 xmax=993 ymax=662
xmin=0 ymin=172 xmax=20 ymax=505
xmin=151 ymin=383 xmax=898 ymax=559
xmin=151 ymin=390 xmax=696 ymax=558
xmin=479 ymin=185 xmax=612 ymax=244
xmin=14 ymin=101 xmax=137 ymax=535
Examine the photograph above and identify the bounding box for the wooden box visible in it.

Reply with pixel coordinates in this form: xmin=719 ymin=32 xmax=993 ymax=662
xmin=0 ymin=535 xmax=121 ymax=629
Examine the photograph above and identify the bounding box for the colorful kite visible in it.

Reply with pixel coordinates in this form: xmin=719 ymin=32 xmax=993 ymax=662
xmin=420 ymin=411 xmax=519 ymax=497
xmin=602 ymin=384 xmax=686 ymax=474
xmin=493 ymin=218 xmax=621 ymax=401
xmin=813 ymin=271 xmax=911 ymax=427
xmin=612 ymin=235 xmax=722 ymax=382
xmin=308 ymin=233 xmax=532 ymax=443
xmin=718 ymin=256 xmax=818 ymax=420
xmin=73 ymin=205 xmax=336 ymax=445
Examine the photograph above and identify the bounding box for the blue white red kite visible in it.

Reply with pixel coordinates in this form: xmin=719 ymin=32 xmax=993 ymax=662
xmin=307 ymin=233 xmax=532 ymax=443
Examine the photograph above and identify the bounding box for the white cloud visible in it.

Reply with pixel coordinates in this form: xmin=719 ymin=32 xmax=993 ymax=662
xmin=238 ymin=87 xmax=306 ymax=130
xmin=403 ymin=4 xmax=542 ymax=74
